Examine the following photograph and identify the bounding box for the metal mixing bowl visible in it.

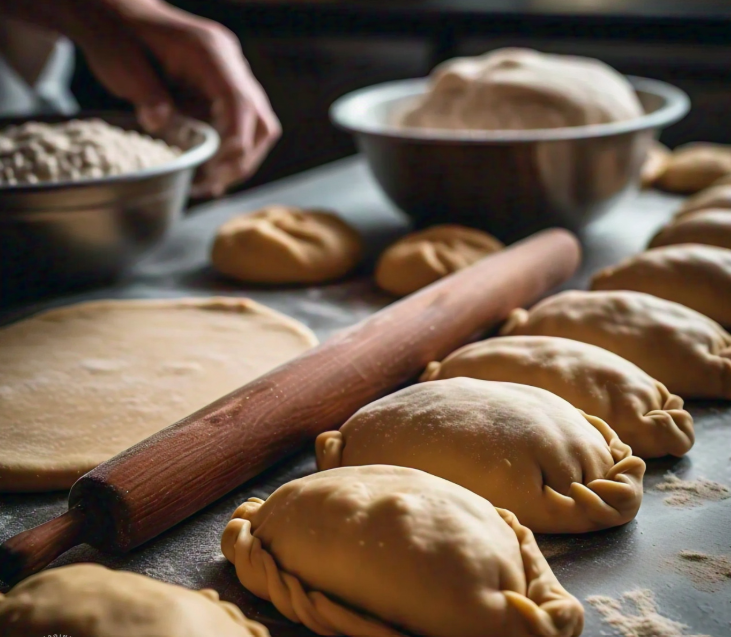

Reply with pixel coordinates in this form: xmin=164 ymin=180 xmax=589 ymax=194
xmin=0 ymin=113 xmax=219 ymax=303
xmin=330 ymin=76 xmax=689 ymax=241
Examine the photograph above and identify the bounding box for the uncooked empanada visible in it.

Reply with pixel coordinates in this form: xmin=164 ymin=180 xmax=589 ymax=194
xmin=656 ymin=143 xmax=731 ymax=194
xmin=592 ymin=244 xmax=731 ymax=328
xmin=0 ymin=564 xmax=269 ymax=637
xmin=421 ymin=336 xmax=694 ymax=458
xmin=374 ymin=225 xmax=503 ymax=296
xmin=501 ymin=290 xmax=731 ymax=398
xmin=675 ymin=184 xmax=731 ymax=217
xmin=222 ymin=464 xmax=584 ymax=637
xmin=212 ymin=205 xmax=362 ymax=284
xmin=641 ymin=141 xmax=671 ymax=188
xmin=648 ymin=209 xmax=731 ymax=250
xmin=316 ymin=378 xmax=645 ymax=533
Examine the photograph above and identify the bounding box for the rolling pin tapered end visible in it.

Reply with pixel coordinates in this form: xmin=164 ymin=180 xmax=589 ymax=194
xmin=0 ymin=507 xmax=86 ymax=586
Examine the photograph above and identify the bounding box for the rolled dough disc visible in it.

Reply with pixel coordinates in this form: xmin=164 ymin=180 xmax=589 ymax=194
xmin=0 ymin=297 xmax=318 ymax=492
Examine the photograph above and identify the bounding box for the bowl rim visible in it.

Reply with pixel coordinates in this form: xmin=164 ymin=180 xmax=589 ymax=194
xmin=330 ymin=75 xmax=690 ymax=143
xmin=0 ymin=111 xmax=220 ymax=192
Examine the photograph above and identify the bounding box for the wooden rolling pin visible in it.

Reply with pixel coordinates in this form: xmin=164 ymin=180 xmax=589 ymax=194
xmin=0 ymin=228 xmax=580 ymax=585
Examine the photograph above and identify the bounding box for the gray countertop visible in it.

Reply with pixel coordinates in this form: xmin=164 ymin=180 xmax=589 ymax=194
xmin=1 ymin=156 xmax=730 ymax=637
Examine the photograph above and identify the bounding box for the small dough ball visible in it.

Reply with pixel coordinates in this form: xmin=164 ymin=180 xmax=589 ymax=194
xmin=649 ymin=209 xmax=731 ymax=250
xmin=501 ymin=290 xmax=731 ymax=399
xmin=317 ymin=378 xmax=645 ymax=533
xmin=212 ymin=205 xmax=363 ymax=284
xmin=641 ymin=141 xmax=671 ymax=188
xmin=221 ymin=465 xmax=584 ymax=637
xmin=656 ymin=143 xmax=731 ymax=194
xmin=375 ymin=225 xmax=503 ymax=296
xmin=422 ymin=336 xmax=694 ymax=459
xmin=401 ymin=47 xmax=642 ymax=131
xmin=592 ymin=244 xmax=731 ymax=328
xmin=0 ymin=564 xmax=269 ymax=637
xmin=675 ymin=184 xmax=731 ymax=217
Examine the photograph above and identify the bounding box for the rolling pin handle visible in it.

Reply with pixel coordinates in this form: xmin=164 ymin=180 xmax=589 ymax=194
xmin=0 ymin=506 xmax=86 ymax=586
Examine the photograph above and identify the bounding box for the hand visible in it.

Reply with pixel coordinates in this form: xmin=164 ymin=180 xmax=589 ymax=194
xmin=70 ymin=0 xmax=281 ymax=196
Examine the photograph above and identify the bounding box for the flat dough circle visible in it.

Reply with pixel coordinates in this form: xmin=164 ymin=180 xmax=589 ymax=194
xmin=0 ymin=297 xmax=318 ymax=491
xmin=592 ymin=244 xmax=731 ymax=328
xmin=0 ymin=563 xmax=269 ymax=637
xmin=211 ymin=205 xmax=363 ymax=284
xmin=656 ymin=143 xmax=731 ymax=194
xmin=375 ymin=225 xmax=503 ymax=296
xmin=401 ymin=47 xmax=642 ymax=131
xmin=501 ymin=290 xmax=731 ymax=399
xmin=316 ymin=378 xmax=645 ymax=533
xmin=221 ymin=465 xmax=584 ymax=637
xmin=649 ymin=209 xmax=731 ymax=250
xmin=421 ymin=336 xmax=694 ymax=459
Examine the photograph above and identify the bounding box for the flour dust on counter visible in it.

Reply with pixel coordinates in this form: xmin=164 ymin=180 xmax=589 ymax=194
xmin=653 ymin=473 xmax=731 ymax=508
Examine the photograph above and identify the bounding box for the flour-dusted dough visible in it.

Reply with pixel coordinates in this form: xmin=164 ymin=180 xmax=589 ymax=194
xmin=0 ymin=297 xmax=317 ymax=491
xmin=401 ymin=47 xmax=642 ymax=131
xmin=649 ymin=209 xmax=731 ymax=250
xmin=374 ymin=225 xmax=503 ymax=296
xmin=421 ymin=336 xmax=694 ymax=458
xmin=501 ymin=290 xmax=731 ymax=398
xmin=656 ymin=143 xmax=731 ymax=194
xmin=641 ymin=141 xmax=671 ymax=188
xmin=211 ymin=205 xmax=363 ymax=284
xmin=221 ymin=465 xmax=584 ymax=637
xmin=592 ymin=244 xmax=731 ymax=328
xmin=675 ymin=185 xmax=731 ymax=217
xmin=0 ymin=564 xmax=269 ymax=637
xmin=316 ymin=379 xmax=645 ymax=533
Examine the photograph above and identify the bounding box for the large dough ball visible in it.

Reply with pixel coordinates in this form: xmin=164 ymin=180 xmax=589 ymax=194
xmin=375 ymin=224 xmax=503 ymax=296
xmin=212 ymin=205 xmax=363 ymax=284
xmin=501 ymin=290 xmax=731 ymax=398
xmin=675 ymin=185 xmax=731 ymax=217
xmin=592 ymin=244 xmax=731 ymax=328
xmin=317 ymin=378 xmax=645 ymax=533
xmin=401 ymin=47 xmax=642 ymax=131
xmin=0 ymin=564 xmax=269 ymax=637
xmin=649 ymin=209 xmax=731 ymax=251
xmin=422 ymin=335 xmax=694 ymax=459
xmin=221 ymin=465 xmax=584 ymax=637
xmin=656 ymin=143 xmax=731 ymax=194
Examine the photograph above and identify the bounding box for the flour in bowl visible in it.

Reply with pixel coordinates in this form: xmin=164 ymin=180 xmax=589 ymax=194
xmin=0 ymin=118 xmax=182 ymax=186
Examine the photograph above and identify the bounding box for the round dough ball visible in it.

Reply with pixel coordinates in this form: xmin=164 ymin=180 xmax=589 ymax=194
xmin=501 ymin=290 xmax=731 ymax=399
xmin=375 ymin=225 xmax=503 ymax=296
xmin=401 ymin=47 xmax=642 ymax=131
xmin=212 ymin=205 xmax=363 ymax=284
xmin=422 ymin=336 xmax=694 ymax=459
xmin=656 ymin=143 xmax=731 ymax=194
xmin=641 ymin=141 xmax=671 ymax=188
xmin=0 ymin=298 xmax=317 ymax=491
xmin=675 ymin=184 xmax=731 ymax=217
xmin=649 ymin=209 xmax=731 ymax=251
xmin=222 ymin=465 xmax=584 ymax=637
xmin=316 ymin=378 xmax=645 ymax=533
xmin=0 ymin=564 xmax=269 ymax=637
xmin=592 ymin=244 xmax=731 ymax=328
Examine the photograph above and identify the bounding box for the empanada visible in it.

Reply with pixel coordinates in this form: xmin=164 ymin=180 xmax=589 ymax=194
xmin=421 ymin=336 xmax=694 ymax=458
xmin=641 ymin=141 xmax=671 ymax=188
xmin=374 ymin=225 xmax=503 ymax=296
xmin=212 ymin=205 xmax=362 ymax=284
xmin=0 ymin=564 xmax=269 ymax=637
xmin=648 ymin=209 xmax=731 ymax=250
xmin=675 ymin=184 xmax=731 ymax=217
xmin=501 ymin=290 xmax=731 ymax=398
xmin=656 ymin=142 xmax=731 ymax=194
xmin=592 ymin=244 xmax=731 ymax=328
xmin=316 ymin=378 xmax=645 ymax=533
xmin=221 ymin=465 xmax=584 ymax=637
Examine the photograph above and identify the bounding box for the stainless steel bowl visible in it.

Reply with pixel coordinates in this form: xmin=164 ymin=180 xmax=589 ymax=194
xmin=0 ymin=113 xmax=219 ymax=302
xmin=331 ymin=76 xmax=689 ymax=241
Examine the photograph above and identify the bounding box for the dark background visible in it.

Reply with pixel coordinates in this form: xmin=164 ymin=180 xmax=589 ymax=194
xmin=71 ymin=0 xmax=731 ymax=189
